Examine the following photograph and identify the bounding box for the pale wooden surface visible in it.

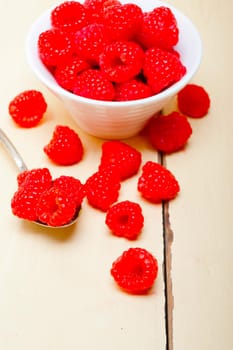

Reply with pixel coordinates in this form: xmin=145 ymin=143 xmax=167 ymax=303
xmin=0 ymin=1 xmax=232 ymax=349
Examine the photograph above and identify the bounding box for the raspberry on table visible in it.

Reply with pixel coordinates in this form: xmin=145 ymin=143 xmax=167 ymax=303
xmin=44 ymin=125 xmax=84 ymax=166
xmin=143 ymin=47 xmax=186 ymax=94
xmin=148 ymin=112 xmax=193 ymax=153
xmin=54 ymin=57 xmax=90 ymax=92
xmin=137 ymin=161 xmax=180 ymax=203
xmin=115 ymin=78 xmax=153 ymax=101
xmin=38 ymin=29 xmax=74 ymax=67
xmin=103 ymin=3 xmax=143 ymax=41
xmin=98 ymin=140 xmax=142 ymax=180
xmin=137 ymin=6 xmax=179 ymax=49
xmin=53 ymin=175 xmax=85 ymax=206
xmin=51 ymin=1 xmax=89 ymax=33
xmin=105 ymin=200 xmax=144 ymax=240
xmin=36 ymin=187 xmax=77 ymax=227
xmin=99 ymin=41 xmax=144 ymax=83
xmin=111 ymin=247 xmax=158 ymax=294
xmin=84 ymin=0 xmax=120 ymax=24
xmin=85 ymin=168 xmax=121 ymax=211
xmin=73 ymin=69 xmax=115 ymax=101
xmin=8 ymin=90 xmax=47 ymax=128
xmin=177 ymin=84 xmax=211 ymax=118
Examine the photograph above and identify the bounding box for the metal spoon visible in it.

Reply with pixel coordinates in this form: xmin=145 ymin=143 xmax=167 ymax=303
xmin=0 ymin=128 xmax=80 ymax=228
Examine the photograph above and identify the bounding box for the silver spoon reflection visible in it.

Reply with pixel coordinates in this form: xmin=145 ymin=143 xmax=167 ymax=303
xmin=0 ymin=128 xmax=80 ymax=228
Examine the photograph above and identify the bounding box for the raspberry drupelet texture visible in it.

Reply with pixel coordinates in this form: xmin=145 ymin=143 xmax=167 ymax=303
xmin=115 ymin=79 xmax=153 ymax=101
xmin=84 ymin=0 xmax=120 ymax=24
xmin=99 ymin=41 xmax=144 ymax=83
xmin=44 ymin=125 xmax=84 ymax=166
xmin=148 ymin=112 xmax=193 ymax=153
xmin=105 ymin=200 xmax=144 ymax=240
xmin=8 ymin=90 xmax=47 ymax=128
xmin=53 ymin=175 xmax=85 ymax=207
xmin=111 ymin=247 xmax=158 ymax=294
xmin=137 ymin=161 xmax=180 ymax=203
xmin=177 ymin=84 xmax=211 ymax=118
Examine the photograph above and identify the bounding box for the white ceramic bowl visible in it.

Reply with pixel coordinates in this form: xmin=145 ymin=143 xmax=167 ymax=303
xmin=26 ymin=0 xmax=202 ymax=139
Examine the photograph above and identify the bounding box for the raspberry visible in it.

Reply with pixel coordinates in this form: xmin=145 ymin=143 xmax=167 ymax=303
xmin=115 ymin=78 xmax=153 ymax=101
xmin=137 ymin=6 xmax=179 ymax=49
xmin=103 ymin=3 xmax=143 ymax=41
xmin=73 ymin=69 xmax=115 ymax=101
xmin=85 ymin=168 xmax=121 ymax=211
xmin=177 ymin=84 xmax=211 ymax=118
xmin=143 ymin=47 xmax=186 ymax=94
xmin=111 ymin=247 xmax=158 ymax=294
xmin=11 ymin=187 xmax=40 ymax=221
xmin=17 ymin=168 xmax=52 ymax=192
xmin=148 ymin=112 xmax=193 ymax=153
xmin=51 ymin=1 xmax=88 ymax=33
xmin=99 ymin=140 xmax=142 ymax=180
xmin=74 ymin=23 xmax=110 ymax=65
xmin=38 ymin=29 xmax=74 ymax=67
xmin=44 ymin=125 xmax=84 ymax=165
xmin=53 ymin=175 xmax=85 ymax=206
xmin=8 ymin=90 xmax=47 ymax=128
xmin=36 ymin=187 xmax=77 ymax=226
xmin=99 ymin=41 xmax=144 ymax=83
xmin=137 ymin=161 xmax=180 ymax=203
xmin=105 ymin=200 xmax=144 ymax=240
xmin=54 ymin=57 xmax=90 ymax=92
xmin=84 ymin=0 xmax=120 ymax=24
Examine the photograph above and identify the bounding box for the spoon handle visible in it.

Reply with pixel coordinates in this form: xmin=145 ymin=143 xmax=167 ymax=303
xmin=0 ymin=128 xmax=28 ymax=173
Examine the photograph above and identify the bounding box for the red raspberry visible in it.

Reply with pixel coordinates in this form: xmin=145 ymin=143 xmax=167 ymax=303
xmin=111 ymin=247 xmax=158 ymax=294
xmin=99 ymin=41 xmax=144 ymax=83
xmin=38 ymin=29 xmax=74 ymax=67
xmin=148 ymin=112 xmax=193 ymax=153
xmin=51 ymin=1 xmax=88 ymax=33
xmin=115 ymin=78 xmax=153 ymax=101
xmin=137 ymin=161 xmax=180 ymax=203
xmin=103 ymin=3 xmax=143 ymax=41
xmin=137 ymin=6 xmax=179 ymax=49
xmin=73 ymin=69 xmax=115 ymax=101
xmin=177 ymin=84 xmax=211 ymax=118
xmin=53 ymin=175 xmax=85 ymax=206
xmin=36 ymin=187 xmax=77 ymax=227
xmin=54 ymin=57 xmax=90 ymax=92
xmin=99 ymin=140 xmax=142 ymax=180
xmin=105 ymin=200 xmax=144 ymax=240
xmin=84 ymin=0 xmax=120 ymax=24
xmin=17 ymin=168 xmax=52 ymax=192
xmin=143 ymin=47 xmax=186 ymax=94
xmin=44 ymin=125 xmax=84 ymax=166
xmin=85 ymin=168 xmax=121 ymax=211
xmin=11 ymin=187 xmax=40 ymax=221
xmin=74 ymin=23 xmax=110 ymax=65
xmin=8 ymin=90 xmax=47 ymax=128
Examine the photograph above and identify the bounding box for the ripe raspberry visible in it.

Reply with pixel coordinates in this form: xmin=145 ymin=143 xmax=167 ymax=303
xmin=38 ymin=29 xmax=74 ymax=67
xmin=53 ymin=175 xmax=85 ymax=206
xmin=177 ymin=84 xmax=211 ymax=118
xmin=8 ymin=90 xmax=47 ymax=128
xmin=11 ymin=187 xmax=40 ymax=221
xmin=115 ymin=79 xmax=153 ymax=101
xmin=44 ymin=125 xmax=84 ymax=165
xmin=17 ymin=168 xmax=52 ymax=192
xmin=103 ymin=3 xmax=143 ymax=41
xmin=84 ymin=0 xmax=120 ymax=24
xmin=99 ymin=41 xmax=144 ymax=83
xmin=73 ymin=69 xmax=115 ymax=101
xmin=85 ymin=168 xmax=121 ymax=211
xmin=54 ymin=57 xmax=90 ymax=92
xmin=99 ymin=140 xmax=142 ymax=180
xmin=36 ymin=187 xmax=77 ymax=226
xmin=111 ymin=247 xmax=158 ymax=294
xmin=143 ymin=47 xmax=186 ymax=94
xmin=137 ymin=6 xmax=179 ymax=49
xmin=105 ymin=200 xmax=144 ymax=240
xmin=51 ymin=1 xmax=88 ymax=33
xmin=148 ymin=112 xmax=193 ymax=153
xmin=137 ymin=161 xmax=180 ymax=203
xmin=74 ymin=23 xmax=110 ymax=65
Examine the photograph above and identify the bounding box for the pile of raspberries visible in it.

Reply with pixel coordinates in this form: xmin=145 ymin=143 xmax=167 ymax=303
xmin=37 ymin=0 xmax=187 ymax=101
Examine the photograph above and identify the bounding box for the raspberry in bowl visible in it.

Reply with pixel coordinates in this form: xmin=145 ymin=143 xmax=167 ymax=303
xmin=26 ymin=0 xmax=202 ymax=139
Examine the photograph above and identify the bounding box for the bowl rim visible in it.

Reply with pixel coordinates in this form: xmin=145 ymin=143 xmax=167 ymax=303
xmin=25 ymin=0 xmax=202 ymax=107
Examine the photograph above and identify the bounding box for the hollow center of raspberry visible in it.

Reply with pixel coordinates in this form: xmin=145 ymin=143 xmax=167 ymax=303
xmin=131 ymin=263 xmax=144 ymax=276
xmin=118 ymin=214 xmax=129 ymax=225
